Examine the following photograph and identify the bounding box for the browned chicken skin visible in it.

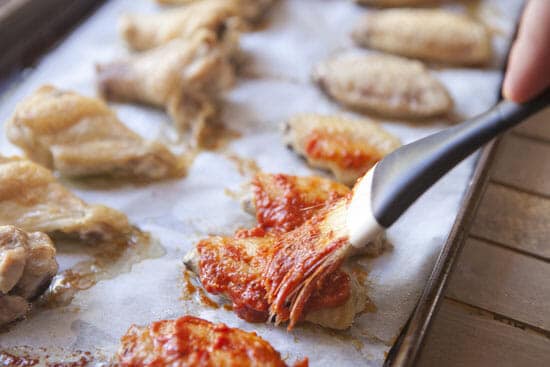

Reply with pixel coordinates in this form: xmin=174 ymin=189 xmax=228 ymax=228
xmin=352 ymin=9 xmax=492 ymax=66
xmin=185 ymin=173 xmax=378 ymax=330
xmin=313 ymin=52 xmax=453 ymax=119
xmin=97 ymin=30 xmax=236 ymax=141
xmin=152 ymin=0 xmax=277 ymax=24
xmin=120 ymin=0 xmax=243 ymax=52
xmin=284 ymin=114 xmax=401 ymax=185
xmin=117 ymin=316 xmax=308 ymax=367
xmin=5 ymin=85 xmax=186 ymax=180
xmin=0 ymin=156 xmax=132 ymax=242
xmin=0 ymin=225 xmax=58 ymax=326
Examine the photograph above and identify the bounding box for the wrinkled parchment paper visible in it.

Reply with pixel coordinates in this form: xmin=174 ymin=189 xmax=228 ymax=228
xmin=0 ymin=0 xmax=523 ymax=365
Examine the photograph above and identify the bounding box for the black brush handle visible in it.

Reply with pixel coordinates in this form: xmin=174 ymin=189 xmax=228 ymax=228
xmin=372 ymin=88 xmax=550 ymax=228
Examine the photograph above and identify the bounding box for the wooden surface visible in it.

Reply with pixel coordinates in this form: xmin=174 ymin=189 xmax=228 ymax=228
xmin=417 ymin=107 xmax=550 ymax=366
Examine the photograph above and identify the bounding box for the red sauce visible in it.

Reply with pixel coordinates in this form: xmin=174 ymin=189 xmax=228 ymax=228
xmin=253 ymin=174 xmax=312 ymax=233
xmin=198 ymin=198 xmax=352 ymax=328
xmin=183 ymin=271 xmax=197 ymax=295
xmin=197 ymin=238 xmax=271 ymax=322
xmin=264 ymin=207 xmax=351 ymax=328
xmin=237 ymin=174 xmax=348 ymax=238
xmin=235 ymin=226 xmax=266 ymax=239
xmin=305 ymin=130 xmax=381 ymax=172
xmin=306 ymin=270 xmax=351 ymax=312
xmin=196 ymin=174 xmax=353 ymax=329
xmin=294 ymin=359 xmax=310 ymax=367
xmin=118 ymin=316 xmax=302 ymax=367
xmin=198 ymin=288 xmax=220 ymax=309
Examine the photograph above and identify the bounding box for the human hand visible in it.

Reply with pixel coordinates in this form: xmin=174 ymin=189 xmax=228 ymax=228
xmin=502 ymin=0 xmax=550 ymax=103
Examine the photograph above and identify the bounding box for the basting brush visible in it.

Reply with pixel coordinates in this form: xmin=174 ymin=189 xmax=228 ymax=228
xmin=266 ymin=89 xmax=549 ymax=327
xmin=347 ymin=88 xmax=549 ymax=248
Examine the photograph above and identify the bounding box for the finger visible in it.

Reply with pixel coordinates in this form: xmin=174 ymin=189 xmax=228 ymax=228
xmin=502 ymin=0 xmax=550 ymax=103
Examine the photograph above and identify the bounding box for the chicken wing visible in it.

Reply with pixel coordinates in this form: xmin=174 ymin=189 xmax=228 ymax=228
xmin=354 ymin=0 xmax=437 ymax=6
xmin=313 ymin=52 xmax=452 ymax=118
xmin=284 ymin=114 xmax=400 ymax=185
xmin=0 ymin=156 xmax=131 ymax=242
xmin=97 ymin=30 xmax=236 ymax=140
xmin=185 ymin=172 xmax=383 ymax=330
xmin=186 ymin=197 xmax=369 ymax=330
xmin=6 ymin=85 xmax=186 ymax=180
xmin=0 ymin=225 xmax=57 ymax=326
xmin=120 ymin=0 xmax=253 ymax=52
xmin=352 ymin=9 xmax=492 ymax=65
xmin=152 ymin=0 xmax=276 ymax=24
xmin=0 ymin=295 xmax=28 ymax=326
xmin=117 ymin=316 xmax=308 ymax=367
xmin=239 ymin=172 xmax=350 ymax=235
xmin=155 ymin=0 xmax=192 ymax=4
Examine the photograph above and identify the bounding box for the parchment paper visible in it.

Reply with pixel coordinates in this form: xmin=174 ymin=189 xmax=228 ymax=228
xmin=0 ymin=0 xmax=523 ymax=365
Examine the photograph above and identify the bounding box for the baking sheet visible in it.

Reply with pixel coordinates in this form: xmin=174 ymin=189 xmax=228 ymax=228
xmin=0 ymin=0 xmax=523 ymax=365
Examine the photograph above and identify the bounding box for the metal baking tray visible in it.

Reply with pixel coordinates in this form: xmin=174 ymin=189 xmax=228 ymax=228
xmin=0 ymin=1 xmax=517 ymax=365
xmin=386 ymin=11 xmax=521 ymax=367
xmin=385 ymin=139 xmax=500 ymax=366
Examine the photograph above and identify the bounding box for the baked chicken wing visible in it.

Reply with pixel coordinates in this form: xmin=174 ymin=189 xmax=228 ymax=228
xmin=239 ymin=173 xmax=385 ymax=256
xmin=313 ymin=52 xmax=452 ymax=119
xmin=239 ymin=172 xmax=350 ymax=234
xmin=186 ymin=198 xmax=368 ymax=330
xmin=186 ymin=173 xmax=382 ymax=330
xmin=284 ymin=114 xmax=400 ymax=185
xmin=6 ymin=85 xmax=185 ymax=180
xmin=97 ymin=30 xmax=236 ymax=140
xmin=0 ymin=225 xmax=57 ymax=325
xmin=0 ymin=156 xmax=131 ymax=242
xmin=121 ymin=0 xmax=274 ymax=51
xmin=152 ymin=0 xmax=277 ymax=24
xmin=155 ymin=0 xmax=193 ymax=4
xmin=354 ymin=0 xmax=437 ymax=6
xmin=352 ymin=9 xmax=492 ymax=65
xmin=117 ymin=316 xmax=308 ymax=367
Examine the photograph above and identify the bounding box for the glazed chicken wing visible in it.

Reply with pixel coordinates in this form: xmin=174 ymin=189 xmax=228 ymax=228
xmin=352 ymin=9 xmax=492 ymax=65
xmin=284 ymin=114 xmax=400 ymax=185
xmin=185 ymin=173 xmax=383 ymax=330
xmin=97 ymin=30 xmax=236 ymax=140
xmin=313 ymin=52 xmax=452 ymax=119
xmin=117 ymin=316 xmax=307 ymax=367
xmin=6 ymin=85 xmax=185 ymax=180
xmin=186 ymin=198 xmax=368 ymax=330
xmin=0 ymin=156 xmax=131 ymax=242
xmin=239 ymin=172 xmax=350 ymax=234
xmin=0 ymin=225 xmax=57 ymax=326
xmin=240 ymin=173 xmax=386 ymax=256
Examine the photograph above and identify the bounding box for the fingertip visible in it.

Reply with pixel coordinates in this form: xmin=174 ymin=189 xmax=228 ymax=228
xmin=501 ymin=66 xmax=524 ymax=103
xmin=502 ymin=80 xmax=522 ymax=103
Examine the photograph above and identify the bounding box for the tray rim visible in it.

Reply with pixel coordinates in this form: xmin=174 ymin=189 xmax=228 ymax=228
xmin=0 ymin=0 xmax=105 ymax=89
xmin=384 ymin=138 xmax=501 ymax=367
